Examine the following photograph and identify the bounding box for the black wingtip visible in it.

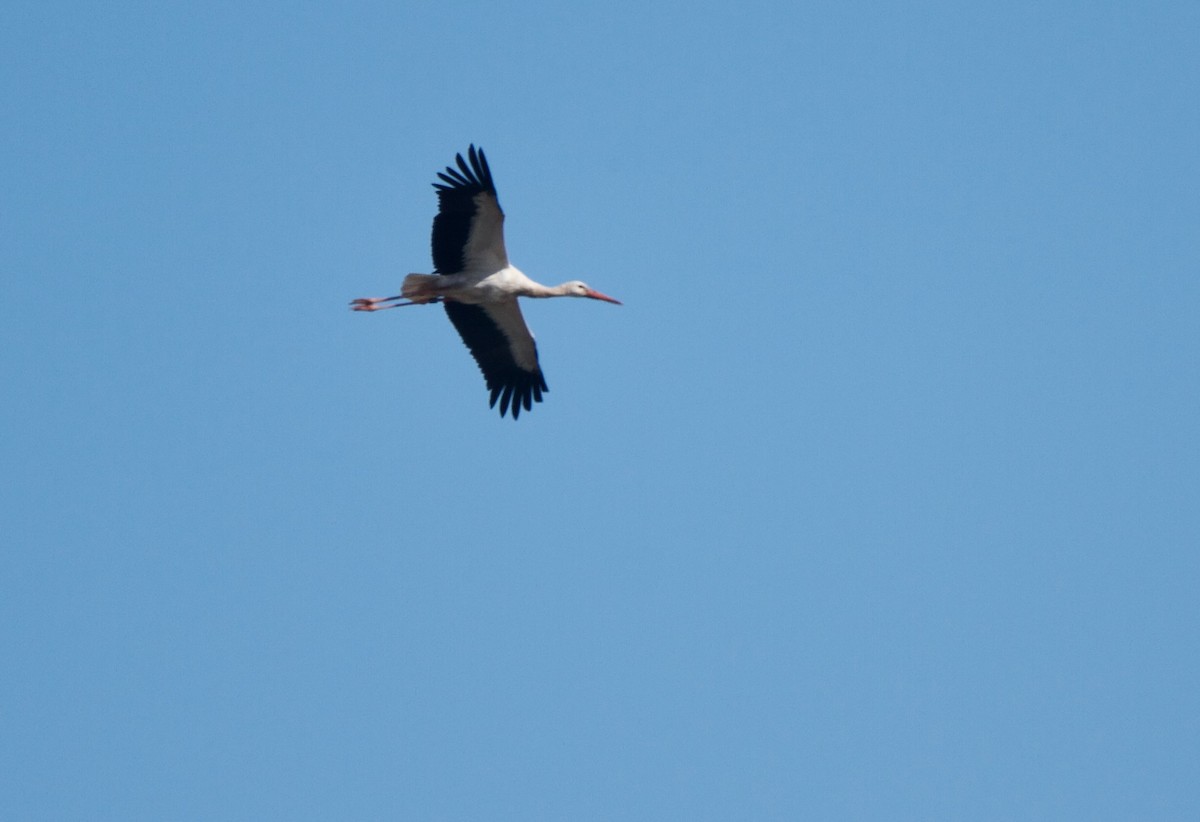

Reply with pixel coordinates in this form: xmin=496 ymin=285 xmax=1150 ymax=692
xmin=432 ymin=144 xmax=493 ymax=195
xmin=485 ymin=378 xmax=546 ymax=420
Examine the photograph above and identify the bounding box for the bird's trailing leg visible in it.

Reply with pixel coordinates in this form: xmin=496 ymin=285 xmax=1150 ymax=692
xmin=350 ymin=295 xmax=442 ymax=311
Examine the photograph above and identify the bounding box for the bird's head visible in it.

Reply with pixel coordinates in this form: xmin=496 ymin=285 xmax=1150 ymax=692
xmin=563 ymin=280 xmax=622 ymax=305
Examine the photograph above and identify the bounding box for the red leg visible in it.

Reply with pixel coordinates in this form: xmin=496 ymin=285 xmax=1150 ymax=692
xmin=350 ymin=295 xmax=442 ymax=311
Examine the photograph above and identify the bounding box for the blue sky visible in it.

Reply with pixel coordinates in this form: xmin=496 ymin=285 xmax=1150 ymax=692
xmin=3 ymin=1 xmax=1198 ymax=819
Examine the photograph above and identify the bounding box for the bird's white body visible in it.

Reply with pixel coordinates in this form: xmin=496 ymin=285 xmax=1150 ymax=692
xmin=401 ymin=267 xmax=604 ymax=304
xmin=351 ymin=145 xmax=620 ymax=419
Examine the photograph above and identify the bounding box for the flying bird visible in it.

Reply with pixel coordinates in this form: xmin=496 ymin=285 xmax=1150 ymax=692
xmin=351 ymin=145 xmax=621 ymax=419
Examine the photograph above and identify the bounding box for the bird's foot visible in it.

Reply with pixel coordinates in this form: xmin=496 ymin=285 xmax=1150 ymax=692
xmin=350 ymin=297 xmax=393 ymax=312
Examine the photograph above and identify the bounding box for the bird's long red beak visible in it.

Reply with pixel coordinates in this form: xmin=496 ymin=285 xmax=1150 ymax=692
xmin=585 ymin=289 xmax=622 ymax=305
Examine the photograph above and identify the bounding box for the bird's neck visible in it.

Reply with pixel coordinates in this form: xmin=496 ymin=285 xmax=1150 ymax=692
xmin=502 ymin=267 xmax=575 ymax=299
xmin=501 ymin=266 xmax=554 ymax=298
xmin=524 ymin=282 xmax=569 ymax=298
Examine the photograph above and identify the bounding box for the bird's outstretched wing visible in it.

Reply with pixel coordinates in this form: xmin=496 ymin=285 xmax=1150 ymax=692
xmin=444 ymin=299 xmax=548 ymax=419
xmin=431 ymin=145 xmax=508 ymax=275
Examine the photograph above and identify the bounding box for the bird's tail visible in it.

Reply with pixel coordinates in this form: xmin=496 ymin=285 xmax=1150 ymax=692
xmin=401 ymin=274 xmax=442 ymax=304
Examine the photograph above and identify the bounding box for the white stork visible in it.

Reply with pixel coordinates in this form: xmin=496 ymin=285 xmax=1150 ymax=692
xmin=351 ymin=145 xmax=621 ymax=419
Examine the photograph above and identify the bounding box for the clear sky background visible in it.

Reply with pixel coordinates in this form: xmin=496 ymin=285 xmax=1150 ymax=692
xmin=3 ymin=2 xmax=1198 ymax=819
